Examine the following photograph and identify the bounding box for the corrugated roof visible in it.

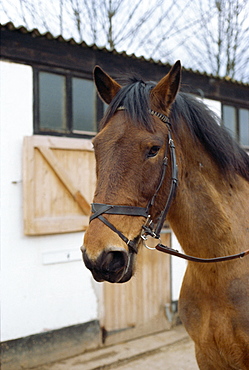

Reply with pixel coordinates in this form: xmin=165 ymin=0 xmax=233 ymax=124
xmin=1 ymin=21 xmax=248 ymax=87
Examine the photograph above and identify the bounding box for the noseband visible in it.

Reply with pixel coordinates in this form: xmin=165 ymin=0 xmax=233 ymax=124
xmin=90 ymin=108 xmax=178 ymax=254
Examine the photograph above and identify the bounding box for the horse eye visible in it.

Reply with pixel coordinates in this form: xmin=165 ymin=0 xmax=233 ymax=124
xmin=148 ymin=146 xmax=160 ymax=158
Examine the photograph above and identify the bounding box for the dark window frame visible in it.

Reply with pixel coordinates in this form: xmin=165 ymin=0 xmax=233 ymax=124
xmin=33 ymin=66 xmax=104 ymax=138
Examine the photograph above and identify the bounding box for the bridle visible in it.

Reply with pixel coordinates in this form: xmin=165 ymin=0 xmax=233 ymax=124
xmin=90 ymin=108 xmax=177 ymax=254
xmin=89 ymin=108 xmax=249 ymax=263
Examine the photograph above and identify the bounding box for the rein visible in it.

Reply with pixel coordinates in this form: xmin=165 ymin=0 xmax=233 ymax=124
xmin=155 ymin=244 xmax=249 ymax=263
xmin=90 ymin=107 xmax=249 ymax=263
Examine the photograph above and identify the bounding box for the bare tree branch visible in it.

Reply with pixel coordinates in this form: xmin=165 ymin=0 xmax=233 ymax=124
xmin=180 ymin=0 xmax=249 ymax=81
xmin=1 ymin=0 xmax=248 ymax=81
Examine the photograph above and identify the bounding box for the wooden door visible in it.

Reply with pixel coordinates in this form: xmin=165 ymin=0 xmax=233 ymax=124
xmin=101 ymin=231 xmax=171 ymax=345
xmin=23 ymin=135 xmax=95 ymax=235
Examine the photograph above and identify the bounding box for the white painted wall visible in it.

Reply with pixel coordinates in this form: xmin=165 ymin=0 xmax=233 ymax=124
xmin=203 ymin=97 xmax=221 ymax=117
xmin=0 ymin=61 xmax=98 ymax=341
xmin=171 ymin=234 xmax=187 ymax=302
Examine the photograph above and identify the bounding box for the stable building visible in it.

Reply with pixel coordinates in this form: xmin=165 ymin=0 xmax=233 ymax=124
xmin=1 ymin=22 xmax=248 ymax=369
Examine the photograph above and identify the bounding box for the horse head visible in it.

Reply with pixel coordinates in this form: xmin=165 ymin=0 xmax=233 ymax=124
xmin=81 ymin=61 xmax=181 ymax=283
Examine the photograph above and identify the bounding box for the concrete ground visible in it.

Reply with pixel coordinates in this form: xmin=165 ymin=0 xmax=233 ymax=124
xmin=35 ymin=325 xmax=199 ymax=370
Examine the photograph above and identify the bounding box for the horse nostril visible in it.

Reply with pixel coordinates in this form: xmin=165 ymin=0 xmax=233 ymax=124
xmin=82 ymin=249 xmax=130 ymax=283
xmin=101 ymin=251 xmax=128 ymax=275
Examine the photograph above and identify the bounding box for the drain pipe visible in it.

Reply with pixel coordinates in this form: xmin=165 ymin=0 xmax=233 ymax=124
xmin=164 ymin=301 xmax=178 ymax=323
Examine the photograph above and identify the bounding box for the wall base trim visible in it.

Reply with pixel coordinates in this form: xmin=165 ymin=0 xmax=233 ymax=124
xmin=1 ymin=320 xmax=101 ymax=369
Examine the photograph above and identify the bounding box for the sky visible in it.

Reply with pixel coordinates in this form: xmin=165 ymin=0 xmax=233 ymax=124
xmin=1 ymin=0 xmax=249 ymax=82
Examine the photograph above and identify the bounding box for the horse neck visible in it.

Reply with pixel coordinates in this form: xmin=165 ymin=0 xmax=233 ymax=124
xmin=167 ymin=129 xmax=249 ymax=261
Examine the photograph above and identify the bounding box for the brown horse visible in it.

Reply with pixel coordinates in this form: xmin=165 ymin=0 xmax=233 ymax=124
xmin=81 ymin=61 xmax=249 ymax=369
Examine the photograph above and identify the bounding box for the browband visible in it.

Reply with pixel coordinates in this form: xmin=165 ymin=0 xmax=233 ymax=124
xmin=117 ymin=106 xmax=171 ymax=125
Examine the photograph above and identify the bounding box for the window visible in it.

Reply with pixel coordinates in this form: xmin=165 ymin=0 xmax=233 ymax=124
xmin=39 ymin=72 xmax=67 ymax=132
xmin=34 ymin=69 xmax=101 ymax=137
xmin=222 ymin=105 xmax=249 ymax=148
xmin=72 ymin=77 xmax=96 ymax=133
xmin=239 ymin=109 xmax=249 ymax=147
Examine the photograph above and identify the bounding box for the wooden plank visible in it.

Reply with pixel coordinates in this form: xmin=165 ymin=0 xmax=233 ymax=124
xmin=37 ymin=146 xmax=91 ymax=215
xmin=28 ymin=215 xmax=89 ymax=235
xmin=23 ymin=136 xmax=36 ymax=235
xmin=32 ymin=135 xmax=94 ymax=151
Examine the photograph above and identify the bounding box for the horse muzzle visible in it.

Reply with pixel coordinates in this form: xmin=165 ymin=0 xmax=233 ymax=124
xmin=81 ymin=247 xmax=136 ymax=283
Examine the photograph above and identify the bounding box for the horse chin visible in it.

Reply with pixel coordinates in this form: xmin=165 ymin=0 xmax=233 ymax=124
xmin=117 ymin=272 xmax=133 ymax=283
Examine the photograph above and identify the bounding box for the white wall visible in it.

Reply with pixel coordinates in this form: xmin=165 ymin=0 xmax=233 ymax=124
xmin=0 ymin=61 xmax=98 ymax=341
xmin=171 ymin=234 xmax=187 ymax=302
xmin=203 ymin=97 xmax=221 ymax=117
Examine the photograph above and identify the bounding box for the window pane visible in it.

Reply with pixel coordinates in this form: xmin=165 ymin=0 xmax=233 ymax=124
xmin=223 ymin=105 xmax=236 ymax=139
xmin=72 ymin=78 xmax=96 ymax=132
xmin=39 ymin=72 xmax=66 ymax=131
xmin=239 ymin=109 xmax=249 ymax=147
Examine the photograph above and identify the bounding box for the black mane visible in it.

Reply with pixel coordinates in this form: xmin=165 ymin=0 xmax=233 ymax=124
xmin=171 ymin=93 xmax=249 ymax=182
xmin=100 ymin=78 xmax=249 ymax=182
xmin=100 ymin=78 xmax=156 ymax=132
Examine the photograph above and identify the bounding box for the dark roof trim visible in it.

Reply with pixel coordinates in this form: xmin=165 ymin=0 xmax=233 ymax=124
xmin=1 ymin=21 xmax=248 ymax=87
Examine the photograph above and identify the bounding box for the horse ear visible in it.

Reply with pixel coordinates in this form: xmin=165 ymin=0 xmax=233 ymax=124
xmin=151 ymin=60 xmax=181 ymax=110
xmin=93 ymin=66 xmax=121 ymax=104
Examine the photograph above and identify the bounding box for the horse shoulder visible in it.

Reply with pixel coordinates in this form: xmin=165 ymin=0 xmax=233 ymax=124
xmin=227 ymin=272 xmax=249 ymax=336
xmin=179 ymin=265 xmax=249 ymax=369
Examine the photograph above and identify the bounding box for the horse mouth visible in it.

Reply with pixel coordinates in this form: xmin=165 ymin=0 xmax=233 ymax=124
xmin=115 ymin=252 xmax=136 ymax=283
xmin=91 ymin=262 xmax=133 ymax=283
xmin=82 ymin=248 xmax=136 ymax=284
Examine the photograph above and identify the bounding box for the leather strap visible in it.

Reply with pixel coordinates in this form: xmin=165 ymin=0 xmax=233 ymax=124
xmin=98 ymin=215 xmax=138 ymax=253
xmin=90 ymin=203 xmax=148 ymax=221
xmin=156 ymin=243 xmax=249 ymax=263
xmin=153 ymin=133 xmax=178 ymax=238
